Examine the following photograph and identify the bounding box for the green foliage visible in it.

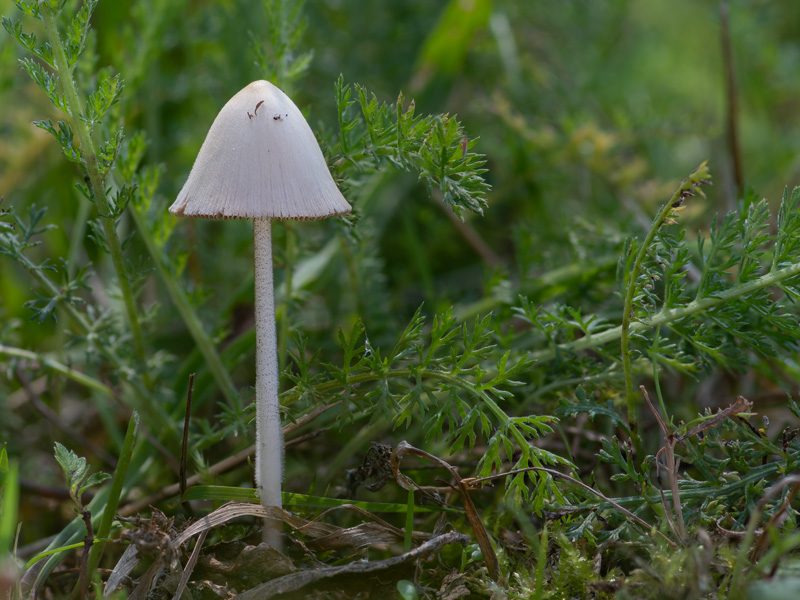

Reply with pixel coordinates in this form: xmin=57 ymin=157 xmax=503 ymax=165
xmin=53 ymin=442 xmax=110 ymax=509
xmin=33 ymin=119 xmax=80 ymax=163
xmin=0 ymin=205 xmax=94 ymax=323
xmin=82 ymin=72 xmax=123 ymax=126
xmin=396 ymin=579 xmax=419 ymax=600
xmin=285 ymin=307 xmax=570 ymax=509
xmin=3 ymin=0 xmax=800 ymax=597
xmin=525 ymin=184 xmax=800 ymax=388
xmin=62 ymin=0 xmax=97 ymax=70
xmin=638 ymin=186 xmax=800 ymax=370
xmin=250 ymin=0 xmax=313 ymax=90
xmin=557 ymin=386 xmax=627 ymax=432
xmin=334 ymin=75 xmax=490 ymax=218
xmin=18 ymin=57 xmax=66 ymax=111
xmin=1 ymin=18 xmax=52 ymax=65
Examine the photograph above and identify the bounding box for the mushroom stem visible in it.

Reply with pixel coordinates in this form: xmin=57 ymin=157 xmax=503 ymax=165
xmin=253 ymin=217 xmax=284 ymax=548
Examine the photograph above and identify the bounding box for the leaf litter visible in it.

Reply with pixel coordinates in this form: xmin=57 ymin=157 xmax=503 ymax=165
xmin=105 ymin=441 xmax=492 ymax=599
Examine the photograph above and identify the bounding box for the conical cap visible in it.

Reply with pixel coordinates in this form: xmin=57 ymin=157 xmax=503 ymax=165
xmin=170 ymin=80 xmax=351 ymax=220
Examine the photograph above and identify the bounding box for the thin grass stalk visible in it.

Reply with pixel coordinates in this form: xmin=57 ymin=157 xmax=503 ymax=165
xmin=0 ymin=459 xmax=20 ymax=557
xmin=641 ymin=386 xmax=685 ymax=540
xmin=403 ymin=485 xmax=415 ymax=553
xmin=83 ymin=413 xmax=139 ymax=581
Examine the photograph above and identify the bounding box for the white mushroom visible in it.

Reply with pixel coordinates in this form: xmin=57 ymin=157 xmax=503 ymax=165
xmin=170 ymin=80 xmax=351 ymax=548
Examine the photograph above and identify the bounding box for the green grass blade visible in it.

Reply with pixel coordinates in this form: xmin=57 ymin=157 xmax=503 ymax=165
xmin=182 ymin=485 xmax=259 ymax=503
xmin=84 ymin=412 xmax=139 ymax=576
xmin=182 ymin=485 xmax=454 ymax=513
xmin=403 ymin=485 xmax=415 ymax=552
xmin=24 ymin=538 xmax=111 ymax=570
xmin=0 ymin=451 xmax=19 ymax=555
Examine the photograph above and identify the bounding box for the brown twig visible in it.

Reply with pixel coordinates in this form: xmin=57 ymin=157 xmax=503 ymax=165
xmin=641 ymin=385 xmax=685 ymax=540
xmin=675 ymin=395 xmax=753 ymax=445
xmin=77 ymin=509 xmax=93 ymax=600
xmin=720 ymin=0 xmax=744 ymax=200
xmin=390 ymin=441 xmax=500 ymax=579
xmin=645 ymin=391 xmax=754 ymax=543
xmin=19 ymin=479 xmax=92 ymax=502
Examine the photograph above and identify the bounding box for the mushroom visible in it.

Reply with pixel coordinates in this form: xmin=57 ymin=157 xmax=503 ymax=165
xmin=170 ymin=80 xmax=351 ymax=548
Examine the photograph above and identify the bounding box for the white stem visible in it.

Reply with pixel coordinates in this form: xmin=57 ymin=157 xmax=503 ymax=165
xmin=253 ymin=218 xmax=284 ymax=548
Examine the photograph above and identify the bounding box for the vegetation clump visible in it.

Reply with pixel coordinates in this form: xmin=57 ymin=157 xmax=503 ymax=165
xmin=2 ymin=1 xmax=800 ymax=598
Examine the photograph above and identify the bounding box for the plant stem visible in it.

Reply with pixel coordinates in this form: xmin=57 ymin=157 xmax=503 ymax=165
xmin=83 ymin=412 xmax=138 ymax=588
xmin=253 ymin=218 xmax=284 ymax=549
xmin=75 ymin=509 xmax=92 ymax=600
xmin=650 ymin=346 xmax=670 ymax=427
xmin=40 ymin=4 xmax=148 ymax=382
xmin=621 ymin=214 xmax=674 ymax=448
xmin=619 ymin=163 xmax=709 ymax=450
xmin=0 ymin=344 xmax=114 ymax=398
xmin=532 ymin=255 xmax=800 ymax=365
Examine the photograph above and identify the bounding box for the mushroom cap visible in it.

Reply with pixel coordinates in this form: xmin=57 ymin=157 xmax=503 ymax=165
xmin=170 ymin=80 xmax=351 ymax=220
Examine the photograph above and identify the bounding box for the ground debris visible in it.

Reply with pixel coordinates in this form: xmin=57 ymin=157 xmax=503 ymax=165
xmin=232 ymin=530 xmax=468 ymax=600
xmin=437 ymin=569 xmax=471 ymax=600
xmin=196 ymin=541 xmax=297 ymax=587
xmin=192 ymin=579 xmax=234 ymax=600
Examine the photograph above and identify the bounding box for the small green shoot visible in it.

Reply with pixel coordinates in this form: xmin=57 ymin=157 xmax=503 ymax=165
xmin=53 ymin=442 xmax=111 ymax=509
